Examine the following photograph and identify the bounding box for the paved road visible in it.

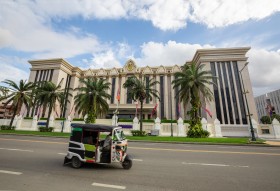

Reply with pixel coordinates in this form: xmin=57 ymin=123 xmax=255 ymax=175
xmin=1 ymin=135 xmax=280 ymax=191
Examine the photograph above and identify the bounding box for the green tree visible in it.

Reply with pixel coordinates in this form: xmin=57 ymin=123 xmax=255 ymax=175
xmin=123 ymin=76 xmax=160 ymax=132
xmin=74 ymin=78 xmax=111 ymax=123
xmin=172 ymin=62 xmax=216 ymax=137
xmin=36 ymin=81 xmax=69 ymax=129
xmin=0 ymin=86 xmax=9 ymax=97
xmin=0 ymin=80 xmax=34 ymax=127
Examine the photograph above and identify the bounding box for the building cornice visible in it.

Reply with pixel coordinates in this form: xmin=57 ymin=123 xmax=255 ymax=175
xmin=192 ymin=47 xmax=251 ymax=64
xmin=29 ymin=58 xmax=74 ymax=75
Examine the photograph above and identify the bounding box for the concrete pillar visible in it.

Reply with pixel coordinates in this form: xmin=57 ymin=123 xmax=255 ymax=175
xmin=16 ymin=115 xmax=22 ymax=129
xmin=112 ymin=114 xmax=118 ymax=126
xmin=214 ymin=118 xmax=222 ymax=137
xmin=49 ymin=115 xmax=54 ymax=127
xmin=133 ymin=117 xmax=139 ymax=130
xmin=154 ymin=117 xmax=161 ymax=135
xmin=177 ymin=117 xmax=185 ymax=137
xmin=31 ymin=115 xmax=38 ymax=131
xmin=272 ymin=118 xmax=280 ymax=139
xmin=64 ymin=116 xmax=72 ymax=133
xmin=251 ymin=119 xmax=259 ymax=138
xmin=201 ymin=118 xmax=207 ymax=131
xmin=12 ymin=115 xmax=18 ymax=127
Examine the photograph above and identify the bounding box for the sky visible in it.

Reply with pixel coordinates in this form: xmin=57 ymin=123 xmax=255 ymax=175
xmin=0 ymin=0 xmax=280 ymax=97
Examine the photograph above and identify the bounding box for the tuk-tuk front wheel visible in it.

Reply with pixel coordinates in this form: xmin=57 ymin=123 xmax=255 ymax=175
xmin=71 ymin=156 xmax=82 ymax=169
xmin=122 ymin=158 xmax=132 ymax=170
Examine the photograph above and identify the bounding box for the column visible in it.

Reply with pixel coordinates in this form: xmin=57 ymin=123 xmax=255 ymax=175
xmin=164 ymin=75 xmax=169 ymax=119
xmin=156 ymin=75 xmax=160 ymax=118
xmin=121 ymin=75 xmax=126 ymax=104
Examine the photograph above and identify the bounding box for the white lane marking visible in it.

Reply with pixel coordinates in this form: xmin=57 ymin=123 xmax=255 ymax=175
xmin=0 ymin=148 xmax=33 ymax=152
xmin=92 ymin=183 xmax=126 ymax=190
xmin=0 ymin=170 xmax=22 ymax=175
xmin=57 ymin=153 xmax=66 ymax=155
xmin=132 ymin=159 xmax=143 ymax=161
xmin=182 ymin=162 xmax=249 ymax=168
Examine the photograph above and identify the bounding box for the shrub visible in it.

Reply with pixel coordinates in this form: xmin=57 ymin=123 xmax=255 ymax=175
xmin=187 ymin=124 xmax=209 ymax=138
xmin=38 ymin=126 xmax=54 ymax=132
xmin=24 ymin=117 xmax=33 ymax=120
xmin=260 ymin=116 xmax=271 ymax=124
xmin=161 ymin=119 xmax=177 ymax=123
xmin=119 ymin=118 xmax=133 ymax=122
xmin=0 ymin=125 xmax=15 ymax=130
xmin=272 ymin=114 xmax=280 ymax=122
xmin=72 ymin=118 xmax=84 ymax=121
xmin=55 ymin=118 xmax=66 ymax=120
xmin=131 ymin=130 xmax=147 ymax=136
xmin=142 ymin=119 xmax=154 ymax=123
xmin=39 ymin=118 xmax=48 ymax=120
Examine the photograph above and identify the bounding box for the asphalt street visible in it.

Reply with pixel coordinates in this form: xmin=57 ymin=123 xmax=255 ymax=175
xmin=1 ymin=134 xmax=280 ymax=191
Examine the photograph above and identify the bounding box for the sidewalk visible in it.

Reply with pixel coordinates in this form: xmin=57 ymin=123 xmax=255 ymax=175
xmin=264 ymin=139 xmax=280 ymax=146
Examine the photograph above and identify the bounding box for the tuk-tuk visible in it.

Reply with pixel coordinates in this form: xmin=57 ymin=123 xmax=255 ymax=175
xmin=63 ymin=123 xmax=132 ymax=170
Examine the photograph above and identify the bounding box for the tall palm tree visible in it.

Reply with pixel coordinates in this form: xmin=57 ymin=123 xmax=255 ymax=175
xmin=123 ymin=76 xmax=160 ymax=132
xmin=36 ymin=81 xmax=69 ymax=129
xmin=0 ymin=86 xmax=9 ymax=97
xmin=74 ymin=78 xmax=111 ymax=123
xmin=172 ymin=62 xmax=215 ymax=126
xmin=0 ymin=80 xmax=34 ymax=127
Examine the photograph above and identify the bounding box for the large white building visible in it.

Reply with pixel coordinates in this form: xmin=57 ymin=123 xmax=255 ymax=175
xmin=26 ymin=47 xmax=258 ymax=125
xmin=255 ymin=89 xmax=280 ymax=120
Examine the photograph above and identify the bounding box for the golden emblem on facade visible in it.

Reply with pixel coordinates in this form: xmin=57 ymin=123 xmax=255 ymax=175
xmin=127 ymin=62 xmax=134 ymax=71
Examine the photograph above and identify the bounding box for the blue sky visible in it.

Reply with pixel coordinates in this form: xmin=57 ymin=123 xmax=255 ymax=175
xmin=1 ymin=0 xmax=280 ymax=96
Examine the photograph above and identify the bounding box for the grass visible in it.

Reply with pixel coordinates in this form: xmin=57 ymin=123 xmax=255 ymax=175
xmin=0 ymin=130 xmax=265 ymax=144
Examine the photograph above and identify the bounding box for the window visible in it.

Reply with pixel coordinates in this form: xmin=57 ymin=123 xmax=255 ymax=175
xmin=111 ymin=77 xmax=116 ymax=104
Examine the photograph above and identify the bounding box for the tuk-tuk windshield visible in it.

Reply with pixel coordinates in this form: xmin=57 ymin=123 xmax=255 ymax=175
xmin=114 ymin=129 xmax=126 ymax=141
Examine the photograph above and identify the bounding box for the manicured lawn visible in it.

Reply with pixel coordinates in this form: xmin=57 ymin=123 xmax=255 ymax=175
xmin=0 ymin=130 xmax=71 ymax=137
xmin=0 ymin=130 xmax=265 ymax=144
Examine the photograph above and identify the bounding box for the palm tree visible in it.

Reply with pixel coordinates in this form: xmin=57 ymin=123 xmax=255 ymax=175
xmin=172 ymin=62 xmax=215 ymax=127
xmin=0 ymin=80 xmax=34 ymax=127
xmin=0 ymin=86 xmax=9 ymax=97
xmin=36 ymin=81 xmax=69 ymax=129
xmin=74 ymin=78 xmax=111 ymax=123
xmin=123 ymin=76 xmax=160 ymax=132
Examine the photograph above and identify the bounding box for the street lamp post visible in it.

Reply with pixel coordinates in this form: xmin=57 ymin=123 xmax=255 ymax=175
xmin=170 ymin=75 xmax=173 ymax=137
xmin=239 ymin=62 xmax=256 ymax=141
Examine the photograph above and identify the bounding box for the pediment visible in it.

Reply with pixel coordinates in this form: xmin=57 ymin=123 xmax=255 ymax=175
xmin=109 ymin=67 xmax=119 ymax=76
xmin=123 ymin=59 xmax=137 ymax=73
xmin=156 ymin=65 xmax=166 ymax=74
xmin=172 ymin=65 xmax=181 ymax=73
xmin=142 ymin=66 xmax=153 ymax=74
xmin=97 ymin=68 xmax=106 ymax=76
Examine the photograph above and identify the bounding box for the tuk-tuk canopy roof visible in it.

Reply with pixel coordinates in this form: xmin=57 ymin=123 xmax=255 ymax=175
xmin=71 ymin=123 xmax=118 ymax=132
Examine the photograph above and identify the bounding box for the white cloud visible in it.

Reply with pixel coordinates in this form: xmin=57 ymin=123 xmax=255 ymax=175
xmin=189 ymin=0 xmax=280 ymax=28
xmin=134 ymin=41 xmax=213 ymax=66
xmin=248 ymin=49 xmax=280 ymax=96
xmin=0 ymin=56 xmax=29 ymax=83
xmin=0 ymin=0 xmax=101 ymax=59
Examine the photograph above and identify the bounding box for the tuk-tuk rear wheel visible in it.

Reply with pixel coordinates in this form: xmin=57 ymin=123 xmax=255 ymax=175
xmin=71 ymin=156 xmax=82 ymax=169
xmin=122 ymin=158 xmax=132 ymax=170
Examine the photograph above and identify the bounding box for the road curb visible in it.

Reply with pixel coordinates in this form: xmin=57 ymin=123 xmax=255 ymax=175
xmin=1 ymin=133 xmax=279 ymax=147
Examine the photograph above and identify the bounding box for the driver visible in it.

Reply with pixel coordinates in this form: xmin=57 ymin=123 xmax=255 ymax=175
xmin=102 ymin=133 xmax=112 ymax=151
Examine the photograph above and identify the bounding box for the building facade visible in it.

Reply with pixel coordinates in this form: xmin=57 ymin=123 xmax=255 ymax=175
xmin=255 ymin=89 xmax=280 ymax=120
xmin=26 ymin=47 xmax=258 ymax=125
